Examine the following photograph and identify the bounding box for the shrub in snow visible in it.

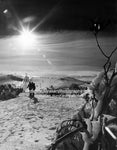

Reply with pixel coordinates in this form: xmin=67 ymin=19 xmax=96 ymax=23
xmin=0 ymin=84 xmax=23 ymax=101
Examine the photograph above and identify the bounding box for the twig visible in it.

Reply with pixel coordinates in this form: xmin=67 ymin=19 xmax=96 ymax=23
xmin=94 ymin=33 xmax=108 ymax=59
xmin=109 ymin=46 xmax=117 ymax=58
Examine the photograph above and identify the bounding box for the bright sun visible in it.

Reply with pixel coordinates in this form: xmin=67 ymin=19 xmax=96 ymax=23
xmin=18 ymin=29 xmax=36 ymax=49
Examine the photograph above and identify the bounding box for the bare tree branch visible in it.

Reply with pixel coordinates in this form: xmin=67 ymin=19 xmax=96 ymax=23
xmin=94 ymin=33 xmax=109 ymax=59
xmin=109 ymin=46 xmax=117 ymax=58
xmin=94 ymin=32 xmax=117 ymax=86
xmin=93 ymin=30 xmax=117 ymax=119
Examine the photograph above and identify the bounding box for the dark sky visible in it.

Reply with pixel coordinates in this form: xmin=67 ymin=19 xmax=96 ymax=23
xmin=0 ymin=0 xmax=117 ymax=34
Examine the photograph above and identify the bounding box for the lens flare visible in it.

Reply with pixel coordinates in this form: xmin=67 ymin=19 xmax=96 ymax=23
xmin=18 ymin=28 xmax=36 ymax=49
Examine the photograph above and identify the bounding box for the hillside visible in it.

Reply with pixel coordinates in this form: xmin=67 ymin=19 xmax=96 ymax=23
xmin=55 ymin=76 xmax=89 ymax=89
xmin=0 ymin=74 xmax=23 ymax=86
xmin=0 ymin=73 xmax=95 ymax=149
xmin=32 ymin=75 xmax=91 ymax=90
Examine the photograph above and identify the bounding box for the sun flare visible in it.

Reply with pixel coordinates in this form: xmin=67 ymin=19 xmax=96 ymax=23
xmin=18 ymin=28 xmax=36 ymax=49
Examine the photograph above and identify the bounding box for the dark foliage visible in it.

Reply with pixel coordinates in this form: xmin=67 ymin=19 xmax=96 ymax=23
xmin=0 ymin=84 xmax=23 ymax=101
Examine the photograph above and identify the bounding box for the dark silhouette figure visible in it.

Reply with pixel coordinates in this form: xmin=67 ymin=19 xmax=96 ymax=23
xmin=28 ymin=81 xmax=36 ymax=99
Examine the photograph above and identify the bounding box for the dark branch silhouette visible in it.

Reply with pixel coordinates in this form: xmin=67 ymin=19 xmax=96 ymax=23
xmin=92 ymin=22 xmax=117 ymax=119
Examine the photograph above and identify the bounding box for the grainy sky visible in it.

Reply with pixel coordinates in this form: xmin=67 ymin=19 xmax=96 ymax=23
xmin=0 ymin=0 xmax=117 ymax=75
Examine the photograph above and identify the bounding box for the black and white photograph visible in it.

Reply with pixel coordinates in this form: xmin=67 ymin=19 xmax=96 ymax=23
xmin=0 ymin=0 xmax=117 ymax=150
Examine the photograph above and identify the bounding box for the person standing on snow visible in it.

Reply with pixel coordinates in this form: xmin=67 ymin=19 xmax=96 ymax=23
xmin=23 ymin=73 xmax=29 ymax=92
xmin=27 ymin=79 xmax=36 ymax=99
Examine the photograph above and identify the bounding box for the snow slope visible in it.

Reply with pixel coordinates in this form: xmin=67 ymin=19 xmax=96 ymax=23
xmin=0 ymin=92 xmax=83 ymax=150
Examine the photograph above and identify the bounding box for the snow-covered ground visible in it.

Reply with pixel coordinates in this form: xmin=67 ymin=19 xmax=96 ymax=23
xmin=0 ymin=92 xmax=83 ymax=150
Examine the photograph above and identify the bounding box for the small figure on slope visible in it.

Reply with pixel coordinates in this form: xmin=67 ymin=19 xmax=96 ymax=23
xmin=27 ymin=79 xmax=36 ymax=99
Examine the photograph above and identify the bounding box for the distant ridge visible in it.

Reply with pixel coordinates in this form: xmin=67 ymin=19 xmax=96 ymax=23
xmin=59 ymin=76 xmax=87 ymax=84
xmin=53 ymin=76 xmax=89 ymax=89
xmin=0 ymin=74 xmax=23 ymax=84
